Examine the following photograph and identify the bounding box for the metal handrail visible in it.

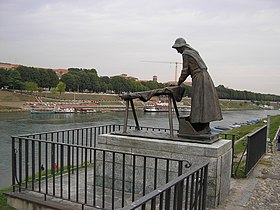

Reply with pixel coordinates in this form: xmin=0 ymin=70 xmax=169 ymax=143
xmin=11 ymin=124 xmax=208 ymax=209
xmin=122 ymin=162 xmax=208 ymax=210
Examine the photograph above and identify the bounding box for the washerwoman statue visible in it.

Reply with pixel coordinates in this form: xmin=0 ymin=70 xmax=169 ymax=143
xmin=172 ymin=37 xmax=222 ymax=134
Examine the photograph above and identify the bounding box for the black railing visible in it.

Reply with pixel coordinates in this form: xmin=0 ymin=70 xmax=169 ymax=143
xmin=16 ymin=124 xmax=175 ymax=148
xmin=123 ymin=162 xmax=208 ymax=210
xmin=11 ymin=124 xmax=208 ymax=209
xmin=233 ymin=125 xmax=267 ymax=177
xmin=245 ymin=125 xmax=267 ymax=176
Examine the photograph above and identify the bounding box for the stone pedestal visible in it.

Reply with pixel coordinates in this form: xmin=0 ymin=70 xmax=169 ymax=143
xmin=98 ymin=133 xmax=232 ymax=208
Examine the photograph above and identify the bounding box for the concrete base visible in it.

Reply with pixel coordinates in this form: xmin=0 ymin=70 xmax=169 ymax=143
xmin=4 ymin=191 xmax=95 ymax=210
xmin=98 ymin=132 xmax=232 ymax=208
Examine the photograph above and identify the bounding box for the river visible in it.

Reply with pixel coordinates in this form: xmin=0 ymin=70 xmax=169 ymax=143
xmin=0 ymin=109 xmax=279 ymax=189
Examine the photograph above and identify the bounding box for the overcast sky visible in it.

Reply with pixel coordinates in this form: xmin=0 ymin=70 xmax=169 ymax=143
xmin=1 ymin=0 xmax=280 ymax=95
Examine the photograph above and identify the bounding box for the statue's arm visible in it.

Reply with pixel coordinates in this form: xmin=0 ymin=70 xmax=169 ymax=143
xmin=178 ymin=54 xmax=190 ymax=85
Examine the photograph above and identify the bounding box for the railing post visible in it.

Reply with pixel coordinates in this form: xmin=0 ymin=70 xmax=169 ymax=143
xmin=12 ymin=137 xmax=16 ymax=192
xmin=25 ymin=138 xmax=29 ymax=189
xmin=176 ymin=161 xmax=184 ymax=210
xmin=266 ymin=115 xmax=270 ymax=153
xmin=231 ymin=135 xmax=235 ymax=176
xmin=168 ymin=95 xmax=174 ymax=138
xmin=201 ymin=164 xmax=208 ymax=210
xmin=123 ymin=100 xmax=129 ymax=133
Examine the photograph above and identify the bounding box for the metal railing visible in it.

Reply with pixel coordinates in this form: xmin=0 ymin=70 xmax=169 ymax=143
xmin=11 ymin=124 xmax=208 ymax=209
xmin=15 ymin=124 xmax=175 ymax=147
xmin=233 ymin=125 xmax=267 ymax=177
xmin=123 ymin=162 xmax=208 ymax=210
xmin=245 ymin=125 xmax=267 ymax=176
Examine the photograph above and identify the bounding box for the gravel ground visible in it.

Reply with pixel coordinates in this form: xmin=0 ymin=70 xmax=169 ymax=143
xmin=212 ymin=150 xmax=280 ymax=210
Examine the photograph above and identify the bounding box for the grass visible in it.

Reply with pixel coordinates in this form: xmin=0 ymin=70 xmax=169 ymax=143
xmin=0 ymin=187 xmax=16 ymax=210
xmin=269 ymin=114 xmax=280 ymax=140
xmin=0 ymin=106 xmax=20 ymax=111
xmin=222 ymin=114 xmax=280 ymax=178
xmin=223 ymin=121 xmax=266 ymax=140
xmin=0 ymin=91 xmax=35 ymax=102
xmin=232 ymin=161 xmax=246 ymax=178
xmin=39 ymin=92 xmax=120 ymax=102
xmin=219 ymin=100 xmax=260 ymax=110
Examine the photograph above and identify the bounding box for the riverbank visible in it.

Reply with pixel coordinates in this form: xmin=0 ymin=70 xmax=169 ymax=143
xmin=0 ymin=90 xmax=276 ymax=113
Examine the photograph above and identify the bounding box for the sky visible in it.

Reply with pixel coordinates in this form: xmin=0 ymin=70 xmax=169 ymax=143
xmin=0 ymin=0 xmax=280 ymax=95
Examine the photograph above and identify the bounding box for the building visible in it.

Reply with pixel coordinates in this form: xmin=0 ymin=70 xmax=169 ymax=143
xmin=0 ymin=62 xmax=20 ymax=69
xmin=54 ymin=69 xmax=69 ymax=79
xmin=113 ymin=73 xmax=139 ymax=81
xmin=152 ymin=75 xmax=157 ymax=82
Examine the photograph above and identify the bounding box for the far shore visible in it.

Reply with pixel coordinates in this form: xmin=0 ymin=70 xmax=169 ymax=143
xmin=0 ymin=101 xmax=272 ymax=113
xmin=0 ymin=90 xmax=278 ymax=113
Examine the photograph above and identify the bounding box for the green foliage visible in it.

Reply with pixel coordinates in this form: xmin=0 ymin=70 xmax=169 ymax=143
xmin=1 ymin=66 xmax=280 ymax=102
xmin=217 ymin=85 xmax=280 ymax=102
xmin=269 ymin=115 xmax=280 ymax=140
xmin=223 ymin=121 xmax=266 ymax=140
xmin=7 ymin=70 xmax=23 ymax=89
xmin=0 ymin=187 xmax=16 ymax=210
xmin=56 ymin=81 xmax=66 ymax=95
xmin=50 ymin=87 xmax=58 ymax=94
xmin=24 ymin=81 xmax=38 ymax=92
xmin=0 ymin=68 xmax=9 ymax=88
xmin=17 ymin=66 xmax=59 ymax=89
xmin=222 ymin=114 xmax=280 ymax=178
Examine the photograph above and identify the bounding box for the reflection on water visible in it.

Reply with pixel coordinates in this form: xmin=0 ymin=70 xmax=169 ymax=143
xmin=0 ymin=109 xmax=279 ymax=189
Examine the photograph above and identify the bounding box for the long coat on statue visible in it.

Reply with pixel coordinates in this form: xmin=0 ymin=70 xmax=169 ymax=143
xmin=178 ymin=47 xmax=222 ymax=123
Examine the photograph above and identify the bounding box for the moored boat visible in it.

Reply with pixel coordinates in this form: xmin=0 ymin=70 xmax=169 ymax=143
xmin=144 ymin=102 xmax=169 ymax=112
xmin=31 ymin=108 xmax=55 ymax=114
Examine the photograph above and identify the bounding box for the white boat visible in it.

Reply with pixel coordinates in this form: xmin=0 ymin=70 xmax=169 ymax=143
xmin=55 ymin=107 xmax=75 ymax=113
xmin=31 ymin=107 xmax=75 ymax=114
xmin=144 ymin=103 xmax=169 ymax=112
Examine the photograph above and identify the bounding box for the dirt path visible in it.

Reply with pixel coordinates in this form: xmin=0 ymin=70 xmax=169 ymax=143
xmin=211 ymin=151 xmax=280 ymax=210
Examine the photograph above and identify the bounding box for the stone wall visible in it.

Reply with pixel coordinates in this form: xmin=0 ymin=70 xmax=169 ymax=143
xmin=98 ymin=134 xmax=232 ymax=208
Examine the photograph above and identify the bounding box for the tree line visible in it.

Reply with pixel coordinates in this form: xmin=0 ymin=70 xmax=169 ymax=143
xmin=0 ymin=66 xmax=279 ymax=102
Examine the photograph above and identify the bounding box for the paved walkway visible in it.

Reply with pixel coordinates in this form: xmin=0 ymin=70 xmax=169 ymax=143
xmin=212 ymin=150 xmax=280 ymax=210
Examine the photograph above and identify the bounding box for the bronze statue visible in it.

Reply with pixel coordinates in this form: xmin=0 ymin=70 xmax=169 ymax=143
xmin=172 ymin=37 xmax=222 ymax=134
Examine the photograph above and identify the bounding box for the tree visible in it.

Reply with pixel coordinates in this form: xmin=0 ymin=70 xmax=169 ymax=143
xmin=50 ymin=87 xmax=57 ymax=94
xmin=61 ymin=73 xmax=79 ymax=91
xmin=0 ymin=68 xmax=9 ymax=88
xmin=7 ymin=70 xmax=23 ymax=89
xmin=56 ymin=81 xmax=66 ymax=98
xmin=24 ymin=81 xmax=38 ymax=93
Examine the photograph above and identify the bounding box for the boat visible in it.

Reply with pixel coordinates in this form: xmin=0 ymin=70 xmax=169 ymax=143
xmin=144 ymin=103 xmax=191 ymax=113
xmin=31 ymin=106 xmax=75 ymax=114
xmin=31 ymin=108 xmax=55 ymax=114
xmin=55 ymin=107 xmax=75 ymax=113
xmin=144 ymin=103 xmax=169 ymax=112
xmin=214 ymin=126 xmax=231 ymax=131
xmin=77 ymin=108 xmax=97 ymax=113
xmin=230 ymin=119 xmax=261 ymax=128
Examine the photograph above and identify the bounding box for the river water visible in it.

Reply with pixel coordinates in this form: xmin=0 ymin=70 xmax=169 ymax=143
xmin=0 ymin=109 xmax=279 ymax=189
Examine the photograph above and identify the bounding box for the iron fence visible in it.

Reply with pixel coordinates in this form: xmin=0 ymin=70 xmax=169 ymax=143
xmin=245 ymin=125 xmax=267 ymax=176
xmin=11 ymin=124 xmax=208 ymax=209
xmin=122 ymin=162 xmax=208 ymax=210
xmin=233 ymin=125 xmax=267 ymax=177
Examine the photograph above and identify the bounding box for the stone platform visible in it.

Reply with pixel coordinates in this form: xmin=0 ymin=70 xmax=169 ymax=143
xmin=98 ymin=132 xmax=232 ymax=208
